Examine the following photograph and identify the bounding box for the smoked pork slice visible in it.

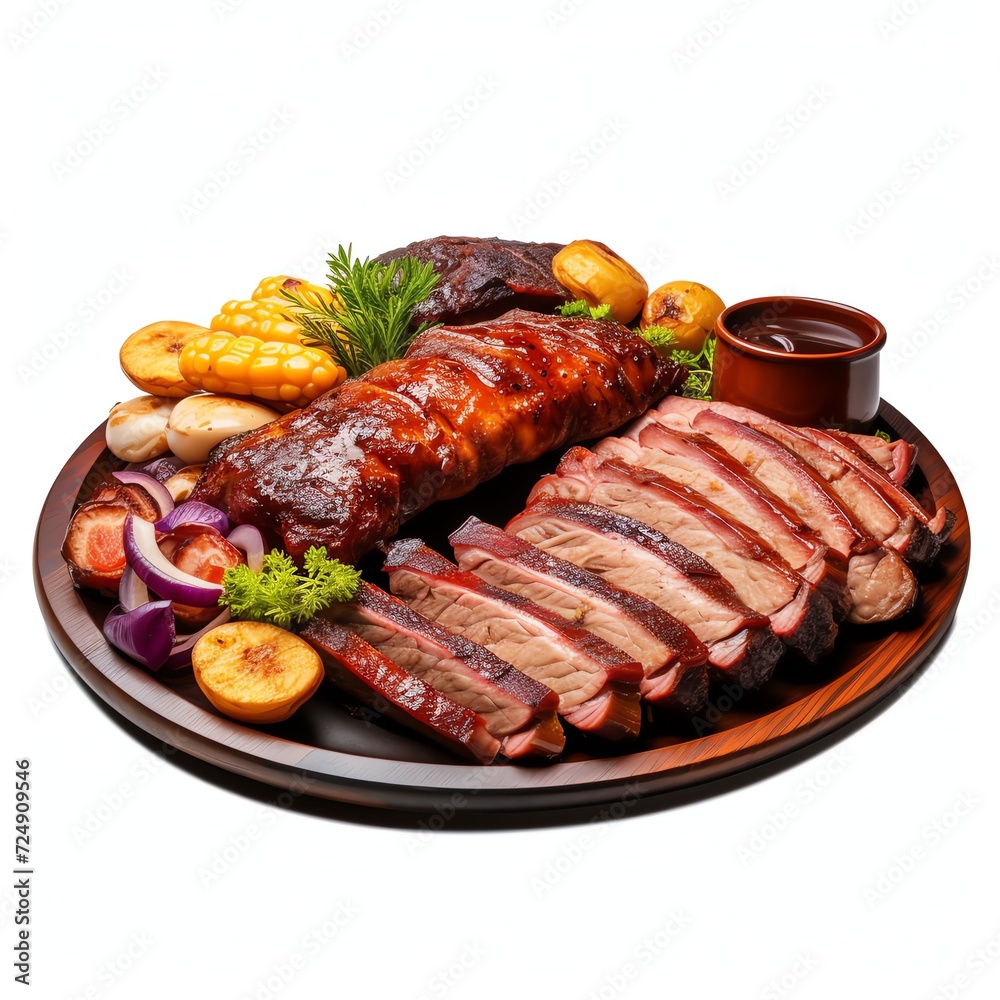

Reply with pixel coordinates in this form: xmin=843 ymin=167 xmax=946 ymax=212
xmin=322 ymin=582 xmax=564 ymax=759
xmin=649 ymin=401 xmax=918 ymax=623
xmin=301 ymin=619 xmax=501 ymax=764
xmin=506 ymin=496 xmax=784 ymax=690
xmin=448 ymin=518 xmax=710 ymax=710
xmin=654 ymin=397 xmax=946 ymax=567
xmin=192 ymin=309 xmax=682 ymax=563
xmin=530 ymin=448 xmax=837 ymax=662
xmin=374 ymin=236 xmax=572 ymax=326
xmin=846 ymin=431 xmax=917 ymax=485
xmin=382 ymin=539 xmax=642 ymax=740
xmin=597 ymin=425 xmax=849 ymax=618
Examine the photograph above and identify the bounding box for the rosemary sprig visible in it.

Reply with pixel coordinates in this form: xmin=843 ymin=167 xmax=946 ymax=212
xmin=282 ymin=245 xmax=439 ymax=378
xmin=641 ymin=325 xmax=716 ymax=400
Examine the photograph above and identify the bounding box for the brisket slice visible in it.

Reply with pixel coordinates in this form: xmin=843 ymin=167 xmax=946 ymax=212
xmin=651 ymin=401 xmax=918 ymax=624
xmin=655 ymin=397 xmax=945 ymax=567
xmin=382 ymin=539 xmax=642 ymax=740
xmin=800 ymin=426 xmax=954 ymax=559
xmin=448 ymin=518 xmax=709 ymax=711
xmin=599 ymin=423 xmax=849 ymax=617
xmin=374 ymin=236 xmax=572 ymax=326
xmin=301 ymin=619 xmax=500 ymax=764
xmin=846 ymin=432 xmax=917 ymax=485
xmin=530 ymin=447 xmax=837 ymax=663
xmin=506 ymin=496 xmax=783 ymax=690
xmin=322 ymin=582 xmax=564 ymax=759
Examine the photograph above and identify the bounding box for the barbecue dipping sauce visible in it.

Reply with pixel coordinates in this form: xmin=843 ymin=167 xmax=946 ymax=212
xmin=733 ymin=317 xmax=867 ymax=354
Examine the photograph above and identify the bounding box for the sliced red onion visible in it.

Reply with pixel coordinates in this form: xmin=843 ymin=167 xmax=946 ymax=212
xmin=113 ymin=470 xmax=174 ymax=520
xmin=125 ymin=456 xmax=186 ymax=483
xmin=155 ymin=501 xmax=230 ymax=536
xmin=103 ymin=601 xmax=176 ymax=671
xmin=226 ymin=524 xmax=265 ymax=572
xmin=118 ymin=566 xmax=150 ymax=612
xmin=123 ymin=514 xmax=223 ymax=607
xmin=162 ymin=608 xmax=231 ymax=670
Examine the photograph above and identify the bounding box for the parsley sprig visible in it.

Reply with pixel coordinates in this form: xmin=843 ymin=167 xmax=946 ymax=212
xmin=220 ymin=546 xmax=361 ymax=629
xmin=641 ymin=326 xmax=716 ymax=401
xmin=283 ymin=245 xmax=439 ymax=378
xmin=557 ymin=299 xmax=613 ymax=321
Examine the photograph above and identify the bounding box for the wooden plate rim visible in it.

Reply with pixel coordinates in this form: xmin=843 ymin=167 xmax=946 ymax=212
xmin=33 ymin=400 xmax=970 ymax=815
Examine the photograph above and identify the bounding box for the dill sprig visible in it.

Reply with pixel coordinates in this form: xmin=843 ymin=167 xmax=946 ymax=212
xmin=641 ymin=326 xmax=716 ymax=401
xmin=282 ymin=244 xmax=439 ymax=378
xmin=557 ymin=299 xmax=613 ymax=321
xmin=220 ymin=545 xmax=361 ymax=629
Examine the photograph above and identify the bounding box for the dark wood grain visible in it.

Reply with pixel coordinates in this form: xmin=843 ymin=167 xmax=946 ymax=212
xmin=33 ymin=400 xmax=970 ymax=816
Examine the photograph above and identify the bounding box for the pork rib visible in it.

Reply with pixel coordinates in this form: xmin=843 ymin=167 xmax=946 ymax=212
xmin=505 ymin=496 xmax=784 ymax=690
xmin=382 ymin=538 xmax=643 ymax=740
xmin=449 ymin=517 xmax=710 ymax=710
xmin=192 ymin=309 xmax=683 ymax=563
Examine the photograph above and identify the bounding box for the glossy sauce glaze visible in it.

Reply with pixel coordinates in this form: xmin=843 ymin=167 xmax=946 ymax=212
xmin=732 ymin=317 xmax=866 ymax=354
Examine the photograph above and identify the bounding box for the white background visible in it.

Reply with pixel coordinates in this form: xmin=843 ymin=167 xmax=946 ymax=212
xmin=3 ymin=0 xmax=999 ymax=997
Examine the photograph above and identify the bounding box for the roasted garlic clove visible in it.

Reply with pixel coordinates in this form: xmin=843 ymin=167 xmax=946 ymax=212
xmin=105 ymin=394 xmax=178 ymax=462
xmin=552 ymin=240 xmax=648 ymax=324
xmin=641 ymin=281 xmax=726 ymax=353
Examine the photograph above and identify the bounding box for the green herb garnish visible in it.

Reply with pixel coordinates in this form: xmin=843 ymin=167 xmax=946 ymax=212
xmin=557 ymin=299 xmax=613 ymax=321
xmin=283 ymin=245 xmax=439 ymax=378
xmin=220 ymin=545 xmax=361 ymax=628
xmin=641 ymin=326 xmax=716 ymax=401
xmin=874 ymin=429 xmax=892 ymax=442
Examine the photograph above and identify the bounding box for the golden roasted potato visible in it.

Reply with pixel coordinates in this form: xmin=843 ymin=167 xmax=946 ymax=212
xmin=191 ymin=621 xmax=324 ymax=724
xmin=552 ymin=240 xmax=648 ymax=324
xmin=119 ymin=321 xmax=208 ymax=397
xmin=640 ymin=281 xmax=725 ymax=353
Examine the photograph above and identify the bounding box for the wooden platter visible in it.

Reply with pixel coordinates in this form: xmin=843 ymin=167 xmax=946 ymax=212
xmin=33 ymin=400 xmax=970 ymax=818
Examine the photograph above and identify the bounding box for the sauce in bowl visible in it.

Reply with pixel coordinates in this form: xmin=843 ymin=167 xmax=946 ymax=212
xmin=713 ymin=296 xmax=887 ymax=429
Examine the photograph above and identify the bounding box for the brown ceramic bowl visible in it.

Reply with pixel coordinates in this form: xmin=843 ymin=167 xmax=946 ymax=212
xmin=712 ymin=296 xmax=887 ymax=430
